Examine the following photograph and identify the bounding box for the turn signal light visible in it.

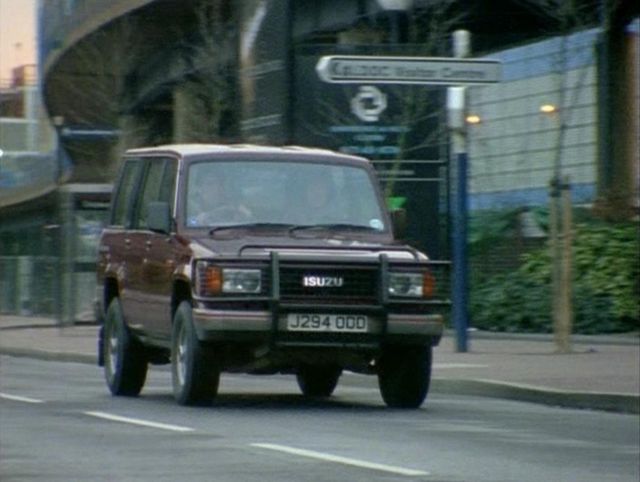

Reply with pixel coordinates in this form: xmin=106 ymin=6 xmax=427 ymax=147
xmin=422 ymin=271 xmax=436 ymax=298
xmin=202 ymin=265 xmax=222 ymax=295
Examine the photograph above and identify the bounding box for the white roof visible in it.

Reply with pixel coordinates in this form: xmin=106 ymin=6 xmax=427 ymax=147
xmin=125 ymin=143 xmax=359 ymax=160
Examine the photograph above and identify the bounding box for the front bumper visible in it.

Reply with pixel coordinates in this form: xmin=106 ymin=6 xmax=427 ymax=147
xmin=191 ymin=251 xmax=450 ymax=348
xmin=192 ymin=308 xmax=443 ymax=344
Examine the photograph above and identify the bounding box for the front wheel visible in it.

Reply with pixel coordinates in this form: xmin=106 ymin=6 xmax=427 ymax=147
xmin=171 ymin=301 xmax=220 ymax=406
xmin=296 ymin=365 xmax=342 ymax=398
xmin=377 ymin=344 xmax=432 ymax=409
xmin=103 ymin=298 xmax=148 ymax=396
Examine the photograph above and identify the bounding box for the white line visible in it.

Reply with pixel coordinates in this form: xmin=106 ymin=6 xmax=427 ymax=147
xmin=85 ymin=411 xmax=194 ymax=433
xmin=0 ymin=392 xmax=45 ymax=404
xmin=434 ymin=363 xmax=490 ymax=369
xmin=251 ymin=443 xmax=429 ymax=477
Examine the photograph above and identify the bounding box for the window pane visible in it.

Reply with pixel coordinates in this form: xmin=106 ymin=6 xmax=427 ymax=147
xmin=158 ymin=160 xmax=177 ymax=205
xmin=185 ymin=160 xmax=385 ymax=230
xmin=111 ymin=160 xmax=142 ymax=227
xmin=135 ymin=159 xmax=166 ymax=229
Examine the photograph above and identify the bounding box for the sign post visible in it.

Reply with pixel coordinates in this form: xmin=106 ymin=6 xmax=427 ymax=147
xmin=316 ymin=43 xmax=500 ymax=352
xmin=448 ymin=30 xmax=471 ymax=353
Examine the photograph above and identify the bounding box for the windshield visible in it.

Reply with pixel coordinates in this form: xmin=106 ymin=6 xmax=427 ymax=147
xmin=185 ymin=160 xmax=386 ymax=231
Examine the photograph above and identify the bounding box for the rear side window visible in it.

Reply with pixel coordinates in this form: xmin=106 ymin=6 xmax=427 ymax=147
xmin=132 ymin=157 xmax=177 ymax=230
xmin=134 ymin=158 xmax=169 ymax=229
xmin=111 ymin=159 xmax=143 ymax=227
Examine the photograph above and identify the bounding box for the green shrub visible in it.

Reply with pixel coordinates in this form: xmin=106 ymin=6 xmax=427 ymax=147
xmin=470 ymin=221 xmax=639 ymax=334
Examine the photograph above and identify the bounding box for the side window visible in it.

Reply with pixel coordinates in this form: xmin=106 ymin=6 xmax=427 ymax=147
xmin=159 ymin=159 xmax=177 ymax=206
xmin=111 ymin=159 xmax=143 ymax=227
xmin=134 ymin=159 xmax=166 ymax=229
xmin=133 ymin=158 xmax=177 ymax=230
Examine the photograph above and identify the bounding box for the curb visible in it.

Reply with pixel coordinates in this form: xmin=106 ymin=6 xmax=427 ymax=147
xmin=0 ymin=347 xmax=96 ymax=366
xmin=431 ymin=378 xmax=639 ymax=414
xmin=1 ymin=347 xmax=637 ymax=414
xmin=445 ymin=329 xmax=640 ymax=347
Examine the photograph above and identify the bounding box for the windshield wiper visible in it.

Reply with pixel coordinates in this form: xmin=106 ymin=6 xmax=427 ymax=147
xmin=289 ymin=223 xmax=378 ymax=237
xmin=209 ymin=223 xmax=293 ymax=236
xmin=208 ymin=223 xmax=379 ymax=238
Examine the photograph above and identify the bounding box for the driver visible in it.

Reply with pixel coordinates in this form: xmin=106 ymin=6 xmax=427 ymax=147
xmin=187 ymin=172 xmax=251 ymax=226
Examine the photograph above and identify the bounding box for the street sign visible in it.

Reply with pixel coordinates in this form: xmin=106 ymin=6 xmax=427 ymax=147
xmin=316 ymin=55 xmax=501 ymax=85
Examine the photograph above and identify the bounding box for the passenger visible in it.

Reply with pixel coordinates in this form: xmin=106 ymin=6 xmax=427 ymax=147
xmin=291 ymin=176 xmax=335 ymax=225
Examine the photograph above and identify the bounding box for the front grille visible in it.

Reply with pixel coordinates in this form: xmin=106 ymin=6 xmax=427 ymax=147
xmin=279 ymin=264 xmax=378 ymax=305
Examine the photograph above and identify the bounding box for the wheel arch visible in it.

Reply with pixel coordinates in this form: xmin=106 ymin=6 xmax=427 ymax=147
xmin=98 ymin=276 xmax=120 ymax=367
xmin=103 ymin=276 xmax=119 ymax=313
xmin=171 ymin=278 xmax=192 ymax=322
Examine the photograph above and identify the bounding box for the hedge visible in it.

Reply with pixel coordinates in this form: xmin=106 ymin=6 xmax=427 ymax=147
xmin=469 ymin=219 xmax=639 ymax=334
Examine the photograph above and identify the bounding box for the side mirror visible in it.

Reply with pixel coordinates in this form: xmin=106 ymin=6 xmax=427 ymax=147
xmin=390 ymin=208 xmax=407 ymax=240
xmin=147 ymin=201 xmax=172 ymax=234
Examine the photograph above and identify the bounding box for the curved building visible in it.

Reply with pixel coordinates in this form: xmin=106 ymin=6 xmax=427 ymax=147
xmin=37 ymin=0 xmax=638 ymax=212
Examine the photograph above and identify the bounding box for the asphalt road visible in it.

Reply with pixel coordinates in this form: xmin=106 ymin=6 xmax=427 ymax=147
xmin=1 ymin=356 xmax=639 ymax=482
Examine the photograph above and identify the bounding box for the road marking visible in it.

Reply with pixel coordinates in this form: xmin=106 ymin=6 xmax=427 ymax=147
xmin=434 ymin=363 xmax=490 ymax=369
xmin=0 ymin=392 xmax=45 ymax=404
xmin=85 ymin=411 xmax=194 ymax=433
xmin=251 ymin=443 xmax=429 ymax=477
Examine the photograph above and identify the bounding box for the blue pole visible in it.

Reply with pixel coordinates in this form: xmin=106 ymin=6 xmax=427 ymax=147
xmin=449 ymin=30 xmax=471 ymax=353
xmin=452 ymin=151 xmax=469 ymax=352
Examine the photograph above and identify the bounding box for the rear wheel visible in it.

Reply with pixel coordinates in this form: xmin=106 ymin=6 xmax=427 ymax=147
xmin=296 ymin=365 xmax=342 ymax=398
xmin=103 ymin=298 xmax=148 ymax=396
xmin=378 ymin=344 xmax=432 ymax=409
xmin=171 ymin=301 xmax=220 ymax=406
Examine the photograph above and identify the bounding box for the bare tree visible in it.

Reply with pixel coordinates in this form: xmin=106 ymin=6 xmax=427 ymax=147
xmin=296 ymin=1 xmax=461 ymax=200
xmin=513 ymin=0 xmax=618 ymax=352
xmin=46 ymin=17 xmax=149 ymax=179
xmin=175 ymin=0 xmax=238 ymax=142
xmin=383 ymin=0 xmax=461 ymax=199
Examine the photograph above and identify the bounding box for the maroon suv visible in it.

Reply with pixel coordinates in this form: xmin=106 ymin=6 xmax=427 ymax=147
xmin=96 ymin=144 xmax=449 ymax=408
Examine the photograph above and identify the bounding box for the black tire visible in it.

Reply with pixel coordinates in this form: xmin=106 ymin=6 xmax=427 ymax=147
xmin=296 ymin=365 xmax=342 ymax=398
xmin=171 ymin=301 xmax=220 ymax=406
xmin=103 ymin=298 xmax=148 ymax=396
xmin=377 ymin=344 xmax=432 ymax=409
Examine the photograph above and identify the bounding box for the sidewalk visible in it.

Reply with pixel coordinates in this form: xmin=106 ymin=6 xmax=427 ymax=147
xmin=1 ymin=315 xmax=638 ymax=413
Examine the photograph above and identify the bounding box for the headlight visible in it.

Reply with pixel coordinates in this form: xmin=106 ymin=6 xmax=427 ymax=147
xmin=221 ymin=269 xmax=261 ymax=294
xmin=196 ymin=262 xmax=262 ymax=296
xmin=388 ymin=272 xmax=435 ymax=298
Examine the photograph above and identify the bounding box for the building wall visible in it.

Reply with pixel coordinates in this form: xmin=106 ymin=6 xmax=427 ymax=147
xmin=0 ymin=67 xmax=57 ymax=203
xmin=468 ymin=29 xmax=600 ymax=210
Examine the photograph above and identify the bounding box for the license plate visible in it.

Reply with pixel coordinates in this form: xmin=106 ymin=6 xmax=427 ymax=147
xmin=286 ymin=314 xmax=368 ymax=333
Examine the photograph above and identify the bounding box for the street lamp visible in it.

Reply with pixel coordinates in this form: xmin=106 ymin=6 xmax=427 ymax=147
xmin=540 ymin=103 xmax=558 ymax=115
xmin=466 ymin=114 xmax=481 ymax=125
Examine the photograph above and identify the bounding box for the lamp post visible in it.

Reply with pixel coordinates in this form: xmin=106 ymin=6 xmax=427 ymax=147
xmin=52 ymin=115 xmax=65 ymax=184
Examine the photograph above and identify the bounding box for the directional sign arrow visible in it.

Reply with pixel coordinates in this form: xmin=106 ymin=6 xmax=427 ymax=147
xmin=316 ymin=55 xmax=502 ymax=85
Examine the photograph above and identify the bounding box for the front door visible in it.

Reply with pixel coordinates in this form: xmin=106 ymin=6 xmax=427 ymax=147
xmin=130 ymin=157 xmax=178 ymax=341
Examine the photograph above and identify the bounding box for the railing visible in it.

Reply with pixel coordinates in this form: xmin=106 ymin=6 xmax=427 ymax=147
xmin=0 ymin=151 xmax=71 ymax=208
xmin=0 ymin=256 xmax=59 ymax=316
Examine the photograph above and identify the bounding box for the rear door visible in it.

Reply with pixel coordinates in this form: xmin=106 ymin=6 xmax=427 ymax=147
xmin=107 ymin=158 xmax=144 ymax=322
